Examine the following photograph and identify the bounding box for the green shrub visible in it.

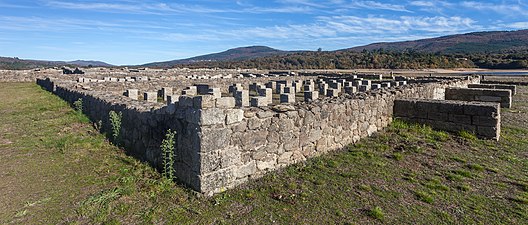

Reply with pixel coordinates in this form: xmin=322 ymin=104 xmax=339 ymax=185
xmin=459 ymin=130 xmax=478 ymax=141
xmin=368 ymin=206 xmax=384 ymax=220
xmin=161 ymin=129 xmax=177 ymax=180
xmin=109 ymin=111 xmax=122 ymax=144
xmin=73 ymin=98 xmax=83 ymax=113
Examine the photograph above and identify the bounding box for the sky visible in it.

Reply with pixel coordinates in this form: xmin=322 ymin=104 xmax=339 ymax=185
xmin=0 ymin=0 xmax=527 ymax=65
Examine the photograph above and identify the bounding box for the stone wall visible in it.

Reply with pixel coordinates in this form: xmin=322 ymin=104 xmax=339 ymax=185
xmin=445 ymin=88 xmax=512 ymax=108
xmin=37 ymin=78 xmax=204 ymax=190
xmin=193 ymin=77 xmax=479 ymax=194
xmin=468 ymin=83 xmax=517 ymax=95
xmin=393 ymin=99 xmax=500 ymax=140
xmin=37 ymin=75 xmax=480 ymax=196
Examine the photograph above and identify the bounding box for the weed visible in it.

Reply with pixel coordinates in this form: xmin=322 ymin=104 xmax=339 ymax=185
xmin=391 ymin=119 xmax=409 ymax=130
xmin=453 ymin=169 xmax=473 ymax=178
xmin=161 ymin=129 xmax=177 ymax=180
xmin=450 ymin=156 xmax=467 ymax=163
xmin=457 ymin=184 xmax=471 ymax=192
xmin=109 ymin=110 xmax=122 ymax=144
xmin=415 ymin=190 xmax=434 ymax=204
xmin=459 ymin=130 xmax=478 ymax=141
xmin=368 ymin=206 xmax=384 ymax=220
xmin=392 ymin=152 xmax=404 ymax=161
xmin=73 ymin=98 xmax=83 ymax=113
xmin=466 ymin=163 xmax=485 ymax=171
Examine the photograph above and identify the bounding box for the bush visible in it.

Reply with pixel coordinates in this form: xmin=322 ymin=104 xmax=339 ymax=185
xmin=109 ymin=111 xmax=122 ymax=144
xmin=161 ymin=129 xmax=177 ymax=180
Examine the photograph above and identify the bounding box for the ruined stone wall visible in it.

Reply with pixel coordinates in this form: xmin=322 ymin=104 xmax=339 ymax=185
xmin=195 ymin=77 xmax=479 ymax=194
xmin=468 ymin=83 xmax=517 ymax=95
xmin=446 ymin=88 xmax=512 ymax=108
xmin=393 ymin=99 xmax=500 ymax=140
xmin=36 ymin=78 xmax=203 ymax=190
xmin=37 ymin=76 xmax=480 ymax=195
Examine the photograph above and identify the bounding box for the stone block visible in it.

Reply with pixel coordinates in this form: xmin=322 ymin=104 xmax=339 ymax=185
xmin=208 ymin=88 xmax=222 ymax=99
xmin=371 ymin=84 xmax=381 ymax=90
xmin=166 ymin=94 xmax=180 ymax=105
xmin=250 ymin=97 xmax=268 ymax=107
xmin=195 ymin=84 xmax=210 ymax=95
xmin=216 ymin=97 xmax=236 ymax=108
xmin=345 ymin=86 xmax=357 ymax=94
xmin=359 ymin=85 xmax=370 ymax=92
xmin=126 ymin=89 xmax=138 ymax=100
xmin=161 ymin=87 xmax=173 ymax=101
xmin=226 ymin=109 xmax=244 ymax=124
xmin=472 ymin=116 xmax=499 ymax=126
xmin=234 ymin=90 xmax=250 ymax=107
xmin=179 ymin=95 xmax=195 ymax=107
xmin=193 ymin=95 xmax=216 ymax=109
xmin=304 ymin=91 xmax=319 ymax=102
xmin=327 ymin=89 xmax=339 ymax=97
xmin=280 ymin=93 xmax=295 ymax=104
xmin=143 ymin=92 xmax=157 ymax=102
xmin=200 ymin=108 xmax=226 ymax=126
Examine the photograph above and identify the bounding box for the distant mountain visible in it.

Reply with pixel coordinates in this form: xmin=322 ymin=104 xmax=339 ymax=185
xmin=143 ymin=46 xmax=295 ymax=67
xmin=0 ymin=57 xmax=113 ymax=70
xmin=346 ymin=30 xmax=528 ymax=53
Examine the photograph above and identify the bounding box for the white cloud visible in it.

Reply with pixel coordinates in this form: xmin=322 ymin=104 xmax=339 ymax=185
xmin=461 ymin=1 xmax=528 ymax=16
xmin=347 ymin=1 xmax=413 ymax=12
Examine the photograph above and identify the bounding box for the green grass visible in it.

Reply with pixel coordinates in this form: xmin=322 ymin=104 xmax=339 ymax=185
xmin=1 ymin=83 xmax=527 ymax=224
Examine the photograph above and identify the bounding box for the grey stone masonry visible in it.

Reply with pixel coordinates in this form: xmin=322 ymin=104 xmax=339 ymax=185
xmin=161 ymin=87 xmax=173 ymax=101
xmin=196 ymin=84 xmax=211 ymax=95
xmin=258 ymin=88 xmax=273 ymax=105
xmin=208 ymin=88 xmax=222 ymax=99
xmin=304 ymin=91 xmax=319 ymax=102
xmin=144 ymin=92 xmax=157 ymax=102
xmin=371 ymin=84 xmax=381 ymax=90
xmin=284 ymin=86 xmax=295 ymax=94
xmin=182 ymin=86 xmax=197 ymax=96
xmin=319 ymin=83 xmax=328 ymax=96
xmin=126 ymin=89 xmax=138 ymax=100
xmin=394 ymin=99 xmax=500 ymax=140
xmin=234 ymin=90 xmax=250 ymax=107
xmin=276 ymin=83 xmax=286 ymax=94
xmin=280 ymin=93 xmax=295 ymax=104
xmin=345 ymin=86 xmax=357 ymax=94
xmin=250 ymin=96 xmax=268 ymax=107
xmin=445 ymin=88 xmax=512 ymax=108
xmin=468 ymin=83 xmax=516 ymax=95
xmin=359 ymin=85 xmax=370 ymax=92
xmin=229 ymin=83 xmax=243 ymax=94
xmin=327 ymin=88 xmax=339 ymax=97
xmin=36 ymin=74 xmax=481 ymax=196
xmin=216 ymin=97 xmax=236 ymax=108
xmin=381 ymin=82 xmax=391 ymax=88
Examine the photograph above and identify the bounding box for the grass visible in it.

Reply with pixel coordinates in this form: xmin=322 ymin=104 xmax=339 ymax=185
xmin=0 ymin=83 xmax=527 ymax=224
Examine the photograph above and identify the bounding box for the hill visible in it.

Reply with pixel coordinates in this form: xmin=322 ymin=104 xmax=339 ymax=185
xmin=0 ymin=57 xmax=113 ymax=70
xmin=346 ymin=30 xmax=528 ymax=53
xmin=143 ymin=46 xmax=294 ymax=67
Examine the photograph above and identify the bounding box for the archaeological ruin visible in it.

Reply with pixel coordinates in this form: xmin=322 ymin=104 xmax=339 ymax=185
xmin=2 ymin=67 xmax=511 ymax=195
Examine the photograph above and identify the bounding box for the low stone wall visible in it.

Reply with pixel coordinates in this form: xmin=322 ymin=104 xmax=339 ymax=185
xmin=37 ymin=78 xmax=204 ymax=190
xmin=445 ymin=88 xmax=512 ymax=108
xmin=468 ymin=83 xmax=516 ymax=95
xmin=37 ymin=76 xmax=480 ymax=196
xmin=393 ymin=99 xmax=500 ymax=140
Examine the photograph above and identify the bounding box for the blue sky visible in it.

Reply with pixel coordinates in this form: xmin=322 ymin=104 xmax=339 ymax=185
xmin=1 ymin=0 xmax=527 ymax=65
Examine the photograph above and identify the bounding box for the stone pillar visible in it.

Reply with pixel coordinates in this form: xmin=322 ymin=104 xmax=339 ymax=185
xmin=327 ymin=89 xmax=339 ymax=97
xmin=280 ymin=93 xmax=295 ymax=104
xmin=258 ymin=88 xmax=273 ymax=105
xmin=125 ymin=89 xmax=138 ymax=100
xmin=319 ymin=83 xmax=328 ymax=96
xmin=276 ymin=83 xmax=286 ymax=94
xmin=304 ymin=91 xmax=319 ymax=102
xmin=371 ymin=84 xmax=381 ymax=90
xmin=182 ymin=86 xmax=197 ymax=96
xmin=359 ymin=85 xmax=370 ymax=92
xmin=208 ymin=88 xmax=222 ymax=99
xmin=250 ymin=97 xmax=268 ymax=107
xmin=345 ymin=86 xmax=357 ymax=94
xmin=144 ymin=92 xmax=157 ymax=102
xmin=161 ymin=87 xmax=173 ymax=101
xmin=266 ymin=81 xmax=276 ymax=89
xmin=284 ymin=86 xmax=295 ymax=94
xmin=381 ymin=82 xmax=391 ymax=88
xmin=234 ymin=90 xmax=250 ymax=107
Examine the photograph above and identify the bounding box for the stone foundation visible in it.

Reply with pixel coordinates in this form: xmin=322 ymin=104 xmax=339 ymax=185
xmin=37 ymin=75 xmax=480 ymax=196
xmin=394 ymin=99 xmax=500 ymax=140
xmin=445 ymin=87 xmax=512 ymax=108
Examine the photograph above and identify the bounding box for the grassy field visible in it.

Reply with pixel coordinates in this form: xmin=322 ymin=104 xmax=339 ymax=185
xmin=0 ymin=82 xmax=526 ymax=224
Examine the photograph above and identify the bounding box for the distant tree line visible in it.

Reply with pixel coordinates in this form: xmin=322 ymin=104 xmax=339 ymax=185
xmin=180 ymin=49 xmax=528 ymax=70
